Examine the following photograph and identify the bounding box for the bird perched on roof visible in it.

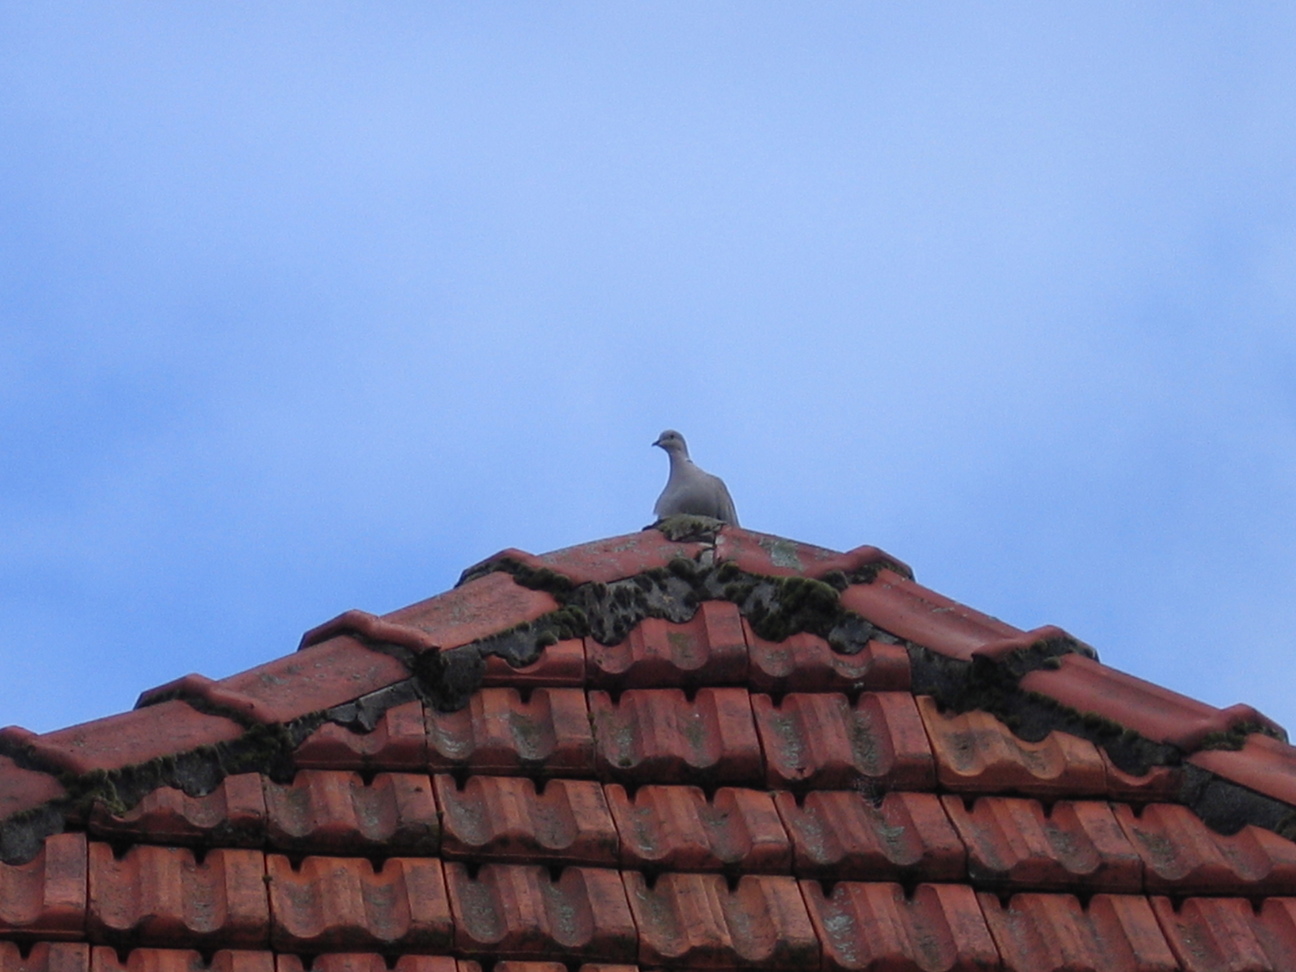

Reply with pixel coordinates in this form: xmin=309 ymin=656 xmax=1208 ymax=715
xmin=652 ymin=429 xmax=740 ymax=525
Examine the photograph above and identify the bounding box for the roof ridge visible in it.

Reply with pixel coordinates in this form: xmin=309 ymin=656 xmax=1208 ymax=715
xmin=0 ymin=525 xmax=1290 ymax=867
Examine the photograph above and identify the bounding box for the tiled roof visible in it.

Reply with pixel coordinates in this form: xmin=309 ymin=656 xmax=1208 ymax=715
xmin=1 ymin=518 xmax=1296 ymax=971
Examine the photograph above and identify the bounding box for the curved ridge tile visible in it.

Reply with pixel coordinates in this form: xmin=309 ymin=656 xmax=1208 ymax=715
xmin=137 ymin=640 xmax=409 ymax=726
xmin=1023 ymin=654 xmax=1286 ymax=752
xmin=0 ymin=758 xmax=66 ymax=823
xmin=383 ymin=573 xmax=559 ymax=651
xmin=839 ymin=570 xmax=1021 ymax=661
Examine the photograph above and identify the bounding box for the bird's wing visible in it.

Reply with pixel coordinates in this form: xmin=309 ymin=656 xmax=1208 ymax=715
xmin=713 ymin=475 xmax=740 ymax=526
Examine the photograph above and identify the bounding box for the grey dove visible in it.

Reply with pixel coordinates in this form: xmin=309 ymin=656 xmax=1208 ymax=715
xmin=652 ymin=429 xmax=740 ymax=525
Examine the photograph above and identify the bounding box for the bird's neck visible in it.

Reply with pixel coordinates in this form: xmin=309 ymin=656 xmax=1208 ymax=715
xmin=668 ymin=451 xmax=693 ymax=474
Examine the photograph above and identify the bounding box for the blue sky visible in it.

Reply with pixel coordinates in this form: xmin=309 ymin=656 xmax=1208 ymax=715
xmin=3 ymin=4 xmax=1295 ymax=734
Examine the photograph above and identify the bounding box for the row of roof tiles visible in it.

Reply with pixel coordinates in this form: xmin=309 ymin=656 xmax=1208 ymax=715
xmin=1 ymin=528 xmax=1291 ymax=833
xmin=13 ymin=777 xmax=1296 ymax=922
xmin=0 ymin=682 xmax=1184 ymax=837
xmin=8 ymin=869 xmax=1296 ymax=970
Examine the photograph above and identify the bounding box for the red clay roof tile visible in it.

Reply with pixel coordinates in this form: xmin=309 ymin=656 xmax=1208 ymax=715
xmin=1113 ymin=802 xmax=1296 ymax=895
xmin=802 ymin=881 xmax=1000 ymax=972
xmin=5 ymin=703 xmax=244 ymax=778
xmin=745 ymin=628 xmax=911 ymax=694
xmin=607 ymin=784 xmax=790 ymax=872
xmin=1189 ymin=733 xmax=1296 ymax=808
xmin=586 ymin=601 xmax=748 ymax=689
xmin=265 ymin=855 xmax=450 ymax=952
xmin=435 ymin=776 xmax=617 ymax=866
xmin=1150 ymin=895 xmax=1296 ymax=972
xmin=137 ymin=640 xmax=409 ymax=727
xmin=917 ymin=696 xmax=1109 ymax=797
xmin=753 ymin=692 xmax=934 ymax=790
xmin=1021 ymin=654 xmax=1284 ymax=752
xmin=0 ymin=834 xmax=86 ymax=939
xmin=0 ymin=943 xmax=88 ymax=972
xmin=12 ymin=525 xmax=1296 ymax=972
xmin=263 ymin=771 xmax=438 ymax=855
xmin=443 ymin=864 xmax=635 ymax=961
xmin=482 ymin=639 xmax=585 ymax=689
xmin=88 ymin=844 xmax=268 ymax=948
xmin=839 ymin=569 xmax=1021 ymax=661
xmin=943 ymin=796 xmax=1143 ymax=893
xmin=426 ymin=688 xmax=593 ymax=776
xmin=624 ymin=871 xmax=818 ymax=969
xmin=471 ymin=531 xmax=709 ymax=587
xmin=275 ymin=956 xmax=462 ymax=972
xmin=774 ymin=790 xmax=964 ymax=881
xmin=383 ymin=573 xmax=559 ymax=651
xmin=590 ymin=687 xmax=762 ymax=786
xmin=979 ymin=892 xmax=1178 ymax=972
xmin=88 ymin=775 xmax=265 ymax=849
xmin=90 ymin=949 xmax=274 ymax=972
xmin=292 ymin=699 xmax=426 ymax=771
xmin=0 ymin=759 xmax=66 ymax=824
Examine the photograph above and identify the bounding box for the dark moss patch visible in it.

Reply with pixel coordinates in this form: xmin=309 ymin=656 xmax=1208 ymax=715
xmin=652 ymin=515 xmax=723 ymax=543
xmin=1181 ymin=763 xmax=1296 ymax=838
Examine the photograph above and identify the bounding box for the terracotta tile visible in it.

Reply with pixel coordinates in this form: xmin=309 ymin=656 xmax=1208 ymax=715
xmin=136 ymin=639 xmax=410 ymax=727
xmin=483 ymin=639 xmax=586 ymax=688
xmin=526 ymin=530 xmax=711 ymax=586
xmin=980 ymin=892 xmax=1177 ymax=972
xmin=0 ymin=757 xmax=66 ymax=822
xmin=275 ymin=957 xmax=463 ymax=972
xmin=0 ymin=833 xmax=86 ymax=938
xmin=714 ymin=530 xmax=908 ymax=580
xmin=264 ymin=771 xmax=438 ymax=854
xmin=918 ymin=696 xmax=1108 ymax=797
xmin=608 ymin=784 xmax=790 ymax=872
xmin=89 ymin=774 xmax=265 ymax=848
xmin=1249 ymin=899 xmax=1296 ymax=971
xmin=1022 ymin=654 xmax=1283 ymax=752
xmin=753 ymin=692 xmax=934 ymax=790
xmin=625 ymin=871 xmax=817 ymax=969
xmin=0 ymin=943 xmax=88 ymax=972
xmin=444 ymin=863 xmax=635 ymax=960
xmin=943 ymin=796 xmax=1142 ymax=892
xmin=745 ymin=627 xmax=911 ymax=694
xmin=88 ymin=843 xmax=268 ymax=947
xmin=839 ymin=570 xmax=1021 ymax=661
xmin=426 ymin=688 xmax=594 ymax=775
xmin=1150 ymin=896 xmax=1289 ymax=972
xmin=586 ymin=601 xmax=748 ymax=689
xmin=436 ymin=775 xmax=617 ymax=865
xmin=266 ymin=854 xmax=450 ymax=951
xmin=10 ymin=703 xmax=244 ymax=777
xmin=1189 ymin=734 xmax=1296 ymax=809
xmin=91 ymin=950 xmax=274 ymax=972
xmin=774 ymin=790 xmax=964 ymax=881
xmin=1115 ymin=802 xmax=1296 ymax=895
xmin=802 ymin=881 xmax=999 ymax=972
xmin=590 ymin=688 xmax=762 ymax=785
xmin=383 ymin=573 xmax=559 ymax=650
xmin=1101 ymin=751 xmax=1183 ymax=803
xmin=292 ymin=699 xmax=426 ymax=771
xmin=490 ymin=964 xmax=566 ymax=972
xmin=274 ymin=956 xmax=466 ymax=972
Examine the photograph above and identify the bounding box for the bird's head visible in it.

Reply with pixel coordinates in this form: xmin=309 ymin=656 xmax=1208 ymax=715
xmin=652 ymin=429 xmax=689 ymax=456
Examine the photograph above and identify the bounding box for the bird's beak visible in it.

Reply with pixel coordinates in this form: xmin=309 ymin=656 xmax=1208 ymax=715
xmin=651 ymin=437 xmax=662 ymax=448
